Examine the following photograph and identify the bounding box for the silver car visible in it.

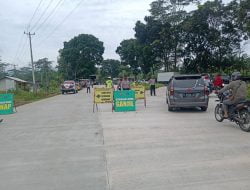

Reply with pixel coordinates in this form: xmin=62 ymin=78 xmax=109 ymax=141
xmin=166 ymin=75 xmax=209 ymax=111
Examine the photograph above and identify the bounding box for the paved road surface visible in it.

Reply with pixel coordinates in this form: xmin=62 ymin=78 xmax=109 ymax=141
xmin=98 ymin=87 xmax=250 ymax=190
xmin=1 ymin=87 xmax=250 ymax=190
xmin=0 ymin=91 xmax=108 ymax=190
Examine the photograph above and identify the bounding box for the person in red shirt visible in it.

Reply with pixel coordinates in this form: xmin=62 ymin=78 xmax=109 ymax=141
xmin=213 ymin=74 xmax=223 ymax=93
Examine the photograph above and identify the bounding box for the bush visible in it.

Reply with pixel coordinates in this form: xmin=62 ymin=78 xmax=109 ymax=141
xmin=2 ymin=90 xmax=60 ymax=106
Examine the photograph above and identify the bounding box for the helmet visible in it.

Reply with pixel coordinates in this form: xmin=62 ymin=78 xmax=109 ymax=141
xmin=231 ymin=71 xmax=241 ymax=81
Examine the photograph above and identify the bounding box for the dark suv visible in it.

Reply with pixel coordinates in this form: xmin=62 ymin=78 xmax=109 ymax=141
xmin=61 ymin=80 xmax=78 ymax=94
xmin=166 ymin=75 xmax=209 ymax=111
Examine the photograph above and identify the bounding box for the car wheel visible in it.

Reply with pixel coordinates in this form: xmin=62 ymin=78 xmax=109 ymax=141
xmin=201 ymin=107 xmax=207 ymax=111
xmin=168 ymin=104 xmax=173 ymax=111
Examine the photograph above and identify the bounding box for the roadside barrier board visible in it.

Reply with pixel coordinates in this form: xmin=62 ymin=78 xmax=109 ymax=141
xmin=132 ymin=85 xmax=145 ymax=100
xmin=114 ymin=90 xmax=136 ymax=112
xmin=0 ymin=94 xmax=14 ymax=115
xmin=131 ymin=85 xmax=146 ymax=107
xmin=94 ymin=88 xmax=113 ymax=104
xmin=93 ymin=88 xmax=114 ymax=112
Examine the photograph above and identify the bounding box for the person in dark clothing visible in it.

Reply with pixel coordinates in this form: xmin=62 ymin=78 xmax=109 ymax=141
xmin=149 ymin=77 xmax=156 ymax=96
xmin=121 ymin=77 xmax=131 ymax=90
xmin=0 ymin=119 xmax=3 ymax=123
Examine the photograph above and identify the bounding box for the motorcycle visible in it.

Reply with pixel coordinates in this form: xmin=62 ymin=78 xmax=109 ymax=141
xmin=214 ymin=92 xmax=250 ymax=132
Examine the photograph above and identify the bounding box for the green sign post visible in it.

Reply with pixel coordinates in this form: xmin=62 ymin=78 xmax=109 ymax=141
xmin=0 ymin=94 xmax=14 ymax=115
xmin=114 ymin=90 xmax=136 ymax=112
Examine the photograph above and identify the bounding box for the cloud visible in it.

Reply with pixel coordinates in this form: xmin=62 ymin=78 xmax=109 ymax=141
xmin=0 ymin=0 xmax=249 ymax=68
xmin=0 ymin=0 xmax=152 ymax=67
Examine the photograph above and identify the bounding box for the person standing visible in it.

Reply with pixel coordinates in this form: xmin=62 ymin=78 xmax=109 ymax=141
xmin=149 ymin=77 xmax=156 ymax=96
xmin=0 ymin=119 xmax=3 ymax=123
xmin=117 ymin=78 xmax=122 ymax=91
xmin=105 ymin=77 xmax=113 ymax=88
xmin=121 ymin=77 xmax=131 ymax=90
xmin=86 ymin=80 xmax=91 ymax=94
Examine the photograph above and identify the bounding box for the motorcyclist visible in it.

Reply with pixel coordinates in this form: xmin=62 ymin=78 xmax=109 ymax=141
xmin=219 ymin=72 xmax=247 ymax=118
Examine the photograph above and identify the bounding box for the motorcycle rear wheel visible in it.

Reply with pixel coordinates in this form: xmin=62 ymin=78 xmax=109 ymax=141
xmin=238 ymin=109 xmax=250 ymax=132
xmin=215 ymin=104 xmax=224 ymax=122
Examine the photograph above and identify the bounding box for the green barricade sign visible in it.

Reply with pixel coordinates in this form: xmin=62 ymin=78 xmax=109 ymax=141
xmin=114 ymin=90 xmax=136 ymax=112
xmin=0 ymin=94 xmax=14 ymax=115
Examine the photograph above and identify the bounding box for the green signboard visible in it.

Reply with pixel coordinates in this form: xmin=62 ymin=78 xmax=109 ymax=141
xmin=114 ymin=90 xmax=136 ymax=112
xmin=0 ymin=94 xmax=14 ymax=115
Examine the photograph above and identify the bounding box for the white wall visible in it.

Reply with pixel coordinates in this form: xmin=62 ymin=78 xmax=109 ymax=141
xmin=0 ymin=79 xmax=6 ymax=91
xmin=0 ymin=79 xmax=15 ymax=91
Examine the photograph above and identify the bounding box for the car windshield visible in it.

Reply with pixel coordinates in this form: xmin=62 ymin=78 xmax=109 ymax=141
xmin=173 ymin=77 xmax=204 ymax=88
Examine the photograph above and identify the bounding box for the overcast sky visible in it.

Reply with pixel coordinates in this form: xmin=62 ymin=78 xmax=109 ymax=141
xmin=0 ymin=0 xmax=249 ymax=68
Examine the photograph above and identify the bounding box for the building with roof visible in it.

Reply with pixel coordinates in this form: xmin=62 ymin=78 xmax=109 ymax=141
xmin=0 ymin=76 xmax=31 ymax=91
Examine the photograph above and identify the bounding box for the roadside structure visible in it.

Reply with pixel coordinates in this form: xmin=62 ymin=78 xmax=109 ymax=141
xmin=0 ymin=76 xmax=31 ymax=91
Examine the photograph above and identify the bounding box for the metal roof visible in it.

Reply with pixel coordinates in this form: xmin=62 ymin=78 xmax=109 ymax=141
xmin=0 ymin=76 xmax=28 ymax=83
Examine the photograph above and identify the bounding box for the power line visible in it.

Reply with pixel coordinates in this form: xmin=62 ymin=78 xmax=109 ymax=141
xmin=30 ymin=0 xmax=55 ymax=32
xmin=36 ymin=0 xmax=85 ymax=47
xmin=12 ymin=33 xmax=25 ymax=64
xmin=12 ymin=0 xmax=44 ymax=65
xmin=27 ymin=0 xmax=45 ymax=30
xmin=34 ymin=0 xmax=65 ymax=33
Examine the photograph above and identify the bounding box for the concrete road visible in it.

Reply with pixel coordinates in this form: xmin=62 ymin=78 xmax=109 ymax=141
xmin=98 ymin=87 xmax=250 ymax=190
xmin=1 ymin=87 xmax=250 ymax=190
xmin=0 ymin=90 xmax=108 ymax=190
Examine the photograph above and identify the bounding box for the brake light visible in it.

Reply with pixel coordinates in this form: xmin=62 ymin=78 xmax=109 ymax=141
xmin=170 ymin=86 xmax=174 ymax=96
xmin=204 ymin=86 xmax=209 ymax=96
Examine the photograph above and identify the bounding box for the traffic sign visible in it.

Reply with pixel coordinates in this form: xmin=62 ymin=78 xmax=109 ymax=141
xmin=131 ymin=85 xmax=145 ymax=100
xmin=114 ymin=90 xmax=136 ymax=112
xmin=94 ymin=88 xmax=113 ymax=104
xmin=0 ymin=94 xmax=14 ymax=115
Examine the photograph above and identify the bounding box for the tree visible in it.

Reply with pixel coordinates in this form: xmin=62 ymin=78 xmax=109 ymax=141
xmin=100 ymin=59 xmax=121 ymax=78
xmin=34 ymin=58 xmax=53 ymax=91
xmin=58 ymin=34 xmax=104 ymax=80
xmin=116 ymin=39 xmax=141 ymax=75
xmin=0 ymin=57 xmax=9 ymax=78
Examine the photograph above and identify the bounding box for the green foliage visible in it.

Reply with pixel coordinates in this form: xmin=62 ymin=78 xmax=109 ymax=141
xmin=58 ymin=34 xmax=104 ymax=80
xmin=7 ymin=90 xmax=59 ymax=106
xmin=117 ymin=0 xmax=250 ymax=75
xmin=100 ymin=59 xmax=121 ymax=78
xmin=142 ymin=83 xmax=165 ymax=90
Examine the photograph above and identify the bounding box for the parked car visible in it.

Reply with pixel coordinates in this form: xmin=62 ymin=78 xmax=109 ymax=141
xmin=166 ymin=74 xmax=209 ymax=111
xmin=61 ymin=80 xmax=78 ymax=94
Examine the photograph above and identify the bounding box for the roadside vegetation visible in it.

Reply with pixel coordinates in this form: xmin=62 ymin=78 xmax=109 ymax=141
xmin=13 ymin=90 xmax=60 ymax=107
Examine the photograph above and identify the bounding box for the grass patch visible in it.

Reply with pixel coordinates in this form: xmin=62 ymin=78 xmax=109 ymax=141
xmin=1 ymin=90 xmax=60 ymax=107
xmin=141 ymin=83 xmax=165 ymax=90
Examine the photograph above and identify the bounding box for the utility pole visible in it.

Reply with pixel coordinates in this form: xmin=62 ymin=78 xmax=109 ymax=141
xmin=24 ymin=31 xmax=36 ymax=92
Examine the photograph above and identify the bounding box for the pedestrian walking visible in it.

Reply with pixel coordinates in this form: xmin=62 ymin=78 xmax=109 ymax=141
xmin=121 ymin=77 xmax=131 ymax=90
xmin=0 ymin=119 xmax=3 ymax=123
xmin=86 ymin=80 xmax=91 ymax=93
xmin=149 ymin=77 xmax=156 ymax=96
